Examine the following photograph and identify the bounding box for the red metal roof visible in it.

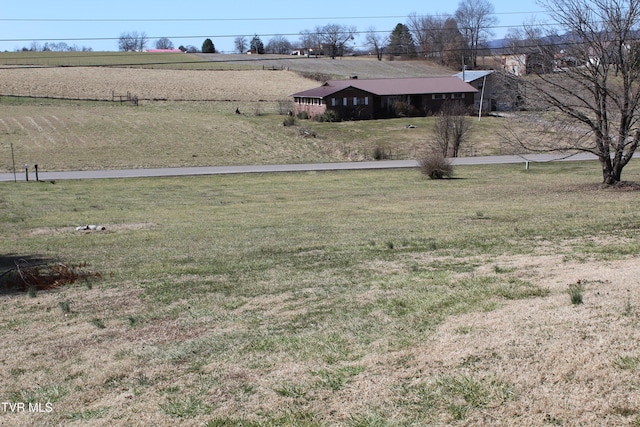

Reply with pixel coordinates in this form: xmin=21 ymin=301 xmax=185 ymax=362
xmin=291 ymin=77 xmax=478 ymax=98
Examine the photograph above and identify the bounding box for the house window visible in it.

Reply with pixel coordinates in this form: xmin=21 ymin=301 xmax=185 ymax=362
xmin=432 ymin=94 xmax=445 ymax=100
xmin=343 ymin=97 xmax=348 ymax=106
xmin=331 ymin=98 xmax=337 ymax=107
xmin=354 ymin=97 xmax=367 ymax=106
xmin=451 ymin=93 xmax=464 ymax=99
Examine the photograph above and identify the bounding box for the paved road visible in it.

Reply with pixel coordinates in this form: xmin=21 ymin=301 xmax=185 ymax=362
xmin=0 ymin=153 xmax=601 ymax=182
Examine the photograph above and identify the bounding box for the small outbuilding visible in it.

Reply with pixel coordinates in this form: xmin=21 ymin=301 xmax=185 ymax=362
xmin=290 ymin=77 xmax=477 ymax=120
xmin=453 ymin=70 xmax=497 ymax=113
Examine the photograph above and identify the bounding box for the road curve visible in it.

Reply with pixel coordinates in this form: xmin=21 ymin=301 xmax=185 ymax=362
xmin=0 ymin=153 xmax=600 ymax=182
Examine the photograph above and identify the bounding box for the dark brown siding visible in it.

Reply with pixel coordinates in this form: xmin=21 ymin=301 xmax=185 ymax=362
xmin=324 ymin=88 xmax=374 ymax=120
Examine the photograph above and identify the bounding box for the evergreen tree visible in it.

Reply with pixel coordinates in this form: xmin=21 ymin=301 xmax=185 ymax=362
xmin=387 ymin=23 xmax=417 ymax=58
xmin=250 ymin=35 xmax=265 ymax=54
xmin=202 ymin=38 xmax=216 ymax=53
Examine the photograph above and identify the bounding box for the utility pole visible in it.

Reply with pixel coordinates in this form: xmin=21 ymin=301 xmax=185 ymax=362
xmin=10 ymin=143 xmax=16 ymax=182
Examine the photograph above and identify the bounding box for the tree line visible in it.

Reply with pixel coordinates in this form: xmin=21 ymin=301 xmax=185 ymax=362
xmin=17 ymin=0 xmax=496 ymax=63
xmin=111 ymin=0 xmax=495 ymax=65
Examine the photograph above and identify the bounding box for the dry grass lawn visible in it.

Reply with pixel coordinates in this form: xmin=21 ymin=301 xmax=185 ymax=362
xmin=418 ymin=255 xmax=640 ymax=426
xmin=2 ymin=250 xmax=639 ymax=426
xmin=1 ymin=165 xmax=640 ymax=426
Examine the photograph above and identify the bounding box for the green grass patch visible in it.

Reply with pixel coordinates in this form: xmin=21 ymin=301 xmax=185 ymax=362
xmin=160 ymin=395 xmax=212 ymax=418
xmin=66 ymin=407 xmax=109 ymax=421
xmin=408 ymin=374 xmax=514 ymax=422
xmin=615 ymin=355 xmax=640 ymax=371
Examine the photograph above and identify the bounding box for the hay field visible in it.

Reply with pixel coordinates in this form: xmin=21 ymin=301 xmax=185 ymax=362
xmin=0 ymin=65 xmax=327 ymax=172
xmin=0 ymin=67 xmax=317 ymax=101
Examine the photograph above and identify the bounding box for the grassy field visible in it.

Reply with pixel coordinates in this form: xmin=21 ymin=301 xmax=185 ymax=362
xmin=0 ymin=53 xmax=515 ymax=172
xmin=0 ymin=51 xmax=457 ymax=77
xmin=0 ymin=51 xmax=256 ymax=70
xmin=0 ymin=96 xmax=510 ymax=173
xmin=1 ymin=163 xmax=640 ymax=426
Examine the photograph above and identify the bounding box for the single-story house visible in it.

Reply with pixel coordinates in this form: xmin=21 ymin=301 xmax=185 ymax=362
xmin=453 ymin=70 xmax=496 ymax=112
xmin=290 ymin=77 xmax=477 ymax=120
xmin=291 ymin=48 xmax=315 ymax=56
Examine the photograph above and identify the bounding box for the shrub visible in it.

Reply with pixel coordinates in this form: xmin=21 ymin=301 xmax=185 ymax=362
xmin=296 ymin=111 xmax=309 ymax=120
xmin=373 ymin=144 xmax=391 ymax=160
xmin=283 ymin=116 xmax=296 ymax=127
xmin=392 ymin=101 xmax=409 ymax=117
xmin=419 ymin=152 xmax=453 ymax=179
xmin=298 ymin=71 xmax=332 ymax=82
xmin=317 ymin=110 xmax=340 ymax=122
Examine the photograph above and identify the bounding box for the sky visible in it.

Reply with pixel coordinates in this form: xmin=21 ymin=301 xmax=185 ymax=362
xmin=0 ymin=0 xmax=549 ymax=53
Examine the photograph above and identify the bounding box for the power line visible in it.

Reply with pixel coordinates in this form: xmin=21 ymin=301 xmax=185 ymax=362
xmin=0 ymin=11 xmax=544 ymax=23
xmin=0 ymin=10 xmax=550 ymax=45
xmin=0 ymin=10 xmax=564 ymax=60
xmin=0 ymin=23 xmax=562 ymax=46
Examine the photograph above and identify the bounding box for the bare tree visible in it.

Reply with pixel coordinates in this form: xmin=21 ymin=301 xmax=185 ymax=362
xmin=502 ymin=0 xmax=640 ymax=185
xmin=407 ymin=12 xmax=431 ymax=57
xmin=365 ymin=27 xmax=387 ymax=60
xmin=299 ymin=29 xmax=321 ymax=54
xmin=234 ymin=36 xmax=247 ymax=53
xmin=138 ymin=32 xmax=148 ymax=51
xmin=118 ymin=33 xmax=136 ymax=51
xmin=455 ymin=0 xmax=497 ymax=68
xmin=316 ymin=24 xmax=356 ymax=58
xmin=118 ymin=31 xmax=148 ymax=51
xmin=266 ymin=35 xmax=292 ymax=54
xmin=155 ymin=37 xmax=174 ymax=50
xmin=433 ymin=101 xmax=473 ymax=157
xmin=407 ymin=13 xmax=465 ymax=67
